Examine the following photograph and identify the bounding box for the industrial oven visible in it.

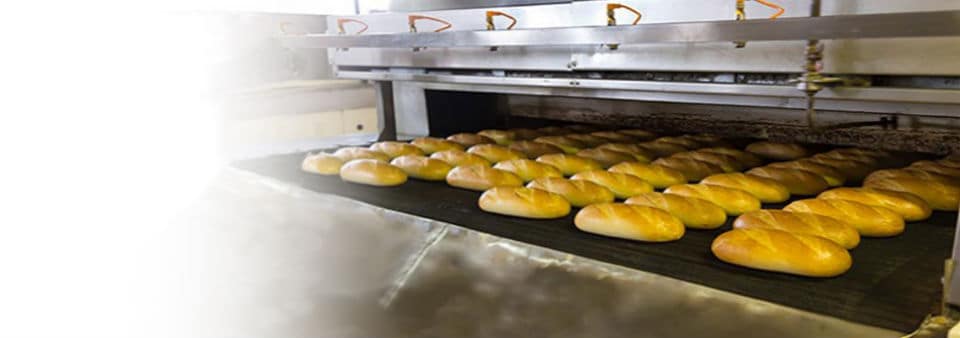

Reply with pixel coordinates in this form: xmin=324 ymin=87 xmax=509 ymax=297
xmin=232 ymin=1 xmax=960 ymax=337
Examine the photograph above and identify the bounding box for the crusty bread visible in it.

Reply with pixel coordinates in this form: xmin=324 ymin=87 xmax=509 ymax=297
xmin=574 ymin=203 xmax=685 ymax=242
xmin=638 ymin=141 xmax=688 ymax=158
xmin=652 ymin=157 xmax=725 ymax=182
xmin=445 ymin=165 xmax=523 ymax=191
xmin=533 ymin=136 xmax=586 ymax=154
xmin=670 ymin=151 xmax=743 ymax=172
xmin=590 ymin=131 xmax=637 ymax=143
xmin=711 ymin=228 xmax=852 ymax=277
xmin=333 ymin=147 xmax=391 ymax=163
xmin=745 ymin=141 xmax=808 ymax=161
xmin=910 ymin=160 xmax=960 ymax=178
xmin=784 ymin=199 xmax=905 ymax=237
xmin=390 ymin=155 xmax=453 ymax=181
xmin=493 ymin=159 xmax=563 ymax=182
xmin=478 ymin=186 xmax=570 ymax=219
xmin=816 ymin=150 xmax=881 ymax=167
xmin=596 ymin=143 xmax=655 ymax=163
xmin=768 ymin=160 xmax=846 ymax=187
xmin=818 ymin=187 xmax=932 ymax=222
xmin=536 ymin=153 xmax=603 ymax=176
xmin=663 ymin=184 xmax=761 ymax=216
xmin=507 ymin=128 xmax=542 ymax=141
xmin=571 ymin=170 xmax=654 ymax=199
xmin=477 ymin=129 xmax=516 ymax=145
xmin=654 ymin=136 xmax=701 ymax=150
xmin=411 ymin=137 xmax=465 ymax=154
xmin=616 ymin=129 xmax=657 ymax=141
xmin=806 ymin=155 xmax=875 ymax=182
xmin=509 ymin=140 xmax=564 ymax=159
xmin=576 ymin=148 xmax=637 ymax=168
xmin=527 ymin=177 xmax=615 ymax=207
xmin=864 ymin=178 xmax=959 ymax=211
xmin=830 ymin=148 xmax=891 ymax=160
xmin=467 ymin=144 xmax=525 ymax=163
xmin=608 ymin=162 xmax=688 ymax=189
xmin=536 ymin=126 xmax=573 ymax=136
xmin=864 ymin=168 xmax=960 ymax=186
xmin=701 ymin=173 xmax=790 ymax=203
xmin=446 ymin=133 xmax=495 ymax=147
xmin=565 ymin=133 xmax=609 ymax=147
xmin=339 ymin=159 xmax=407 ymax=186
xmin=746 ymin=166 xmax=830 ymax=196
xmin=698 ymin=147 xmax=764 ymax=168
xmin=301 ymin=153 xmax=344 ymax=175
xmin=625 ymin=192 xmax=727 ymax=229
xmin=429 ymin=150 xmax=492 ymax=167
xmin=369 ymin=141 xmax=425 ymax=158
xmin=733 ymin=210 xmax=860 ymax=249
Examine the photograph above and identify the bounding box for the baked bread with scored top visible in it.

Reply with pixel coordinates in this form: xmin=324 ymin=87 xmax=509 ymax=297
xmin=654 ymin=136 xmax=701 ymax=150
xmin=536 ymin=153 xmax=603 ymax=176
xmin=711 ymin=228 xmax=852 ymax=277
xmin=910 ymin=160 xmax=960 ymax=178
xmin=733 ymin=210 xmax=860 ymax=249
xmin=446 ymin=133 xmax=495 ymax=147
xmin=596 ymin=143 xmax=655 ymax=163
xmin=768 ymin=160 xmax=846 ymax=187
xmin=625 ymin=192 xmax=726 ymax=229
xmin=533 ymin=136 xmax=586 ymax=154
xmin=746 ymin=166 xmax=829 ymax=196
xmin=369 ymin=141 xmax=425 ymax=158
xmin=509 ymin=140 xmax=564 ymax=159
xmin=698 ymin=147 xmax=764 ymax=168
xmin=527 ymin=177 xmax=615 ymax=207
xmin=864 ymin=168 xmax=960 ymax=186
xmin=445 ymin=165 xmax=523 ymax=191
xmin=493 ymin=159 xmax=563 ymax=182
xmin=411 ymin=137 xmax=465 ymax=154
xmin=638 ymin=141 xmax=688 ymax=158
xmin=467 ymin=144 xmax=525 ymax=163
xmin=701 ymin=172 xmax=790 ymax=203
xmin=608 ymin=162 xmax=687 ymax=189
xmin=477 ymin=129 xmax=516 ymax=145
xmin=333 ymin=147 xmax=391 ymax=163
xmin=670 ymin=151 xmax=743 ymax=172
xmin=478 ymin=186 xmax=570 ymax=219
xmin=864 ymin=178 xmax=959 ymax=211
xmin=571 ymin=170 xmax=654 ymax=199
xmin=576 ymin=148 xmax=637 ymax=168
xmin=652 ymin=157 xmax=725 ymax=182
xmin=301 ymin=153 xmax=343 ymax=175
xmin=784 ymin=198 xmax=905 ymax=237
xmin=339 ymin=159 xmax=407 ymax=186
xmin=429 ymin=150 xmax=491 ymax=167
xmin=664 ymin=184 xmax=761 ymax=216
xmin=745 ymin=141 xmax=808 ymax=161
xmin=818 ymin=187 xmax=932 ymax=222
xmin=565 ymin=133 xmax=609 ymax=147
xmin=574 ymin=203 xmax=685 ymax=242
xmin=390 ymin=155 xmax=453 ymax=181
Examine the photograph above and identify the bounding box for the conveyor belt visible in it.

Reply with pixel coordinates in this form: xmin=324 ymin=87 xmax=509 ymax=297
xmin=234 ymin=152 xmax=957 ymax=333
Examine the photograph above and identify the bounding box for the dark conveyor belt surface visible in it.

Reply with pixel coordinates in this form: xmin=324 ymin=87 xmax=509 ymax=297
xmin=234 ymin=152 xmax=958 ymax=333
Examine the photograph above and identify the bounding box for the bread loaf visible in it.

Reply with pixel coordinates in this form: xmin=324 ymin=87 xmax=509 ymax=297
xmin=467 ymin=144 xmax=525 ymax=163
xmin=508 ymin=128 xmax=542 ymax=141
xmin=508 ymin=140 xmax=564 ymax=159
xmin=301 ymin=153 xmax=343 ymax=175
xmin=701 ymin=173 xmax=790 ymax=203
xmin=910 ymin=160 xmax=960 ymax=178
xmin=638 ymin=141 xmax=688 ymax=158
xmin=864 ymin=178 xmax=959 ymax=211
xmin=733 ymin=210 xmax=860 ymax=249
xmin=446 ymin=133 xmax=495 ymax=147
xmin=477 ymin=129 xmax=515 ymax=145
xmin=818 ymin=187 xmax=932 ymax=222
xmin=608 ymin=162 xmax=687 ymax=189
xmin=574 ymin=203 xmax=685 ymax=242
xmin=664 ymin=184 xmax=761 ymax=216
xmin=390 ymin=155 xmax=453 ymax=181
xmin=533 ymin=136 xmax=586 ymax=154
xmin=565 ymin=133 xmax=609 ymax=147
xmin=815 ymin=150 xmax=881 ymax=168
xmin=806 ymin=155 xmax=875 ymax=181
xmin=698 ymin=147 xmax=764 ymax=168
xmin=369 ymin=141 xmax=425 ymax=158
xmin=685 ymin=134 xmax=732 ymax=148
xmin=745 ymin=166 xmax=829 ymax=196
xmin=654 ymin=136 xmax=701 ymax=150
xmin=830 ymin=148 xmax=891 ymax=160
xmin=652 ymin=157 xmax=725 ymax=182
xmin=745 ymin=141 xmax=808 ymax=161
xmin=339 ymin=159 xmax=407 ymax=186
xmin=625 ymin=192 xmax=727 ymax=229
xmin=864 ymin=168 xmax=960 ymax=186
xmin=596 ymin=143 xmax=655 ymax=163
xmin=527 ymin=177 xmax=615 ymax=207
xmin=536 ymin=153 xmax=603 ymax=176
xmin=429 ymin=150 xmax=491 ymax=167
xmin=445 ymin=165 xmax=523 ymax=191
xmin=571 ymin=170 xmax=654 ymax=199
xmin=616 ymin=129 xmax=657 ymax=141
xmin=478 ymin=186 xmax=570 ymax=219
xmin=536 ymin=126 xmax=573 ymax=136
xmin=576 ymin=148 xmax=637 ymax=168
xmin=590 ymin=131 xmax=637 ymax=143
xmin=411 ymin=137 xmax=465 ymax=154
xmin=768 ymin=160 xmax=846 ymax=187
xmin=493 ymin=159 xmax=563 ymax=182
xmin=711 ymin=228 xmax=852 ymax=277
xmin=783 ymin=199 xmax=905 ymax=237
xmin=670 ymin=151 xmax=743 ymax=172
xmin=333 ymin=147 xmax=391 ymax=163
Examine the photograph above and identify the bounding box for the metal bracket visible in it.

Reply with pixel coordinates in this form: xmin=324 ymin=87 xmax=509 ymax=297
xmin=408 ymin=14 xmax=452 ymax=52
xmin=605 ymin=3 xmax=642 ymax=50
xmin=486 ymin=10 xmax=517 ymax=52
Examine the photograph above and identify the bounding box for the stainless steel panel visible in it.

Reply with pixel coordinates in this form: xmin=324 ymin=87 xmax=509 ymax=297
xmin=392 ymin=80 xmax=430 ymax=137
xmin=384 ymin=0 xmax=569 ymax=12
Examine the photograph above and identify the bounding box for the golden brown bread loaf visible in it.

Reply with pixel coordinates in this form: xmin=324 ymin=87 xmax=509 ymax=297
xmin=783 ymin=199 xmax=905 ymax=237
xmin=445 ymin=165 xmax=523 ymax=191
xmin=654 ymin=136 xmax=701 ymax=150
xmin=411 ymin=137 xmax=465 ymax=154
xmin=493 ymin=159 xmax=563 ymax=182
xmin=536 ymin=126 xmax=573 ymax=136
xmin=596 ymin=143 xmax=655 ymax=163
xmin=590 ymin=131 xmax=637 ymax=143
xmin=369 ymin=141 xmax=425 ymax=158
xmin=477 ymin=129 xmax=516 ymax=145
xmin=478 ymin=186 xmax=570 ymax=219
xmin=574 ymin=203 xmax=685 ymax=242
xmin=733 ymin=210 xmax=860 ymax=249
xmin=571 ymin=170 xmax=654 ymax=199
xmin=301 ymin=153 xmax=344 ymax=175
xmin=815 ymin=150 xmax=881 ymax=168
xmin=767 ymin=160 xmax=846 ymax=187
xmin=467 ymin=144 xmax=525 ymax=163
xmin=663 ymin=184 xmax=761 ymax=216
xmin=389 ymin=155 xmax=453 ymax=181
xmin=527 ymin=177 xmax=615 ymax=207
xmin=446 ymin=133 xmax=495 ymax=147
xmin=339 ymin=159 xmax=408 ymax=186
xmin=536 ymin=153 xmax=603 ymax=176
xmin=616 ymin=129 xmax=657 ymax=141
xmin=910 ymin=160 xmax=960 ymax=178
xmin=711 ymin=228 xmax=852 ymax=277
xmin=700 ymin=173 xmax=791 ymax=203
xmin=565 ymin=133 xmax=609 ymax=147
xmin=831 ymin=147 xmax=891 ymax=159
xmin=818 ymin=187 xmax=931 ymax=222
xmin=625 ymin=192 xmax=727 ymax=229
xmin=576 ymin=148 xmax=637 ymax=168
xmin=429 ymin=150 xmax=492 ymax=167
xmin=652 ymin=157 xmax=725 ymax=182
xmin=670 ymin=151 xmax=743 ymax=172
xmin=608 ymin=162 xmax=688 ymax=189
xmin=533 ymin=136 xmax=586 ymax=154
xmin=804 ymin=157 xmax=873 ymax=182
xmin=698 ymin=147 xmax=764 ymax=168
xmin=745 ymin=141 xmax=808 ymax=161
xmin=864 ymin=168 xmax=960 ymax=186
xmin=508 ymin=140 xmax=564 ymax=159
xmin=638 ymin=141 xmax=688 ymax=158
xmin=864 ymin=178 xmax=960 ymax=211
xmin=508 ymin=128 xmax=542 ymax=141
xmin=333 ymin=147 xmax=391 ymax=163
xmin=745 ymin=166 xmax=830 ymax=196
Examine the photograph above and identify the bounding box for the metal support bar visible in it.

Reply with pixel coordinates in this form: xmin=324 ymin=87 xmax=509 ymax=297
xmin=374 ymin=81 xmax=397 ymax=141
